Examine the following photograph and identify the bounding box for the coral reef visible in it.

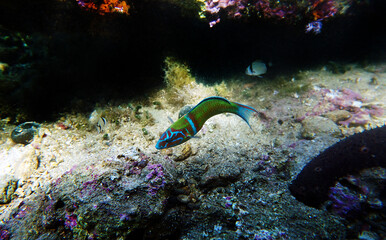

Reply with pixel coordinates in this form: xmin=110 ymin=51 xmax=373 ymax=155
xmin=146 ymin=163 xmax=166 ymax=195
xmin=76 ymin=0 xmax=130 ymax=15
xmin=0 ymin=0 xmax=384 ymax=237
xmin=2 ymin=148 xmax=169 ymax=239
xmin=289 ymin=125 xmax=386 ymax=208
xmin=199 ymin=0 xmax=353 ymax=30
xmin=309 ymin=0 xmax=338 ymax=21
xmin=1 ymin=59 xmax=383 ymax=239
xmin=199 ymin=0 xmax=246 ymax=27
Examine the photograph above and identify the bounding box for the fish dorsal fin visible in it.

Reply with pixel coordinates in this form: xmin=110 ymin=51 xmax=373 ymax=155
xmin=186 ymin=96 xmax=231 ymax=115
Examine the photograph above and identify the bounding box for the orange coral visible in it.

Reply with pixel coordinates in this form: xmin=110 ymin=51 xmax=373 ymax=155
xmin=76 ymin=0 xmax=130 ymax=15
xmin=310 ymin=0 xmax=337 ymax=21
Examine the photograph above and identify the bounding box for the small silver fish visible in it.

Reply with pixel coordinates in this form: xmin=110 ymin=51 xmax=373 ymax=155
xmin=245 ymin=60 xmax=267 ymax=77
xmin=96 ymin=117 xmax=107 ymax=133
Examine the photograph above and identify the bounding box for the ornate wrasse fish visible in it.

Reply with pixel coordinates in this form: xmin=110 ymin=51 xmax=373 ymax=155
xmin=155 ymin=96 xmax=258 ymax=149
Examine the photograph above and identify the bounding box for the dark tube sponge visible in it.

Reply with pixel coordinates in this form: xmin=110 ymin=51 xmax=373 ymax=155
xmin=289 ymin=125 xmax=386 ymax=208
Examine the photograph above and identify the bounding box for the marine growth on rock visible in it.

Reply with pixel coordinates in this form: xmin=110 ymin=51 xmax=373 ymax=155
xmin=289 ymin=125 xmax=386 ymax=208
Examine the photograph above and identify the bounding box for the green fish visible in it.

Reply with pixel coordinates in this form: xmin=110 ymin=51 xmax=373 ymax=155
xmin=156 ymin=96 xmax=258 ymax=149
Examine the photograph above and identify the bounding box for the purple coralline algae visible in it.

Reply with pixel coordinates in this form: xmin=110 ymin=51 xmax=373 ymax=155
xmin=1 ymin=149 xmax=170 ymax=239
xmin=255 ymin=0 xmax=296 ymax=19
xmin=64 ymin=212 xmax=78 ymax=230
xmin=289 ymin=125 xmax=386 ymax=208
xmin=328 ymin=185 xmax=361 ymax=218
xmin=201 ymin=0 xmax=351 ymax=30
xmin=223 ymin=196 xmax=233 ymax=208
xmin=304 ymin=87 xmax=383 ymax=127
xmin=0 ymin=225 xmax=10 ymax=240
xmin=204 ymin=0 xmax=246 ymax=27
xmin=203 ymin=0 xmax=296 ymax=27
xmin=305 ymin=20 xmax=322 ymax=34
xmin=326 ymin=169 xmax=385 ymax=239
xmin=146 ymin=163 xmax=166 ymax=195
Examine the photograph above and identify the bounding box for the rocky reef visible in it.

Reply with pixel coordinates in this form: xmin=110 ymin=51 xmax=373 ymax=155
xmin=0 ymin=0 xmax=385 ymax=239
xmin=1 ymin=60 xmax=385 ymax=238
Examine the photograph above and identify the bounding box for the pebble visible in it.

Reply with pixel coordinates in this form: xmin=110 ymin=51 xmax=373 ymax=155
xmin=177 ymin=194 xmax=190 ymax=204
xmin=323 ymin=110 xmax=351 ymax=123
xmin=174 ymin=144 xmax=192 ymax=161
xmin=369 ymin=76 xmax=379 ymax=85
xmin=11 ymin=122 xmax=40 ymax=144
xmin=301 ymin=116 xmax=342 ymax=139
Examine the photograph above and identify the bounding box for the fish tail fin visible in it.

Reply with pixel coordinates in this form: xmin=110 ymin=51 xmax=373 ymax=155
xmin=233 ymin=102 xmax=258 ymax=131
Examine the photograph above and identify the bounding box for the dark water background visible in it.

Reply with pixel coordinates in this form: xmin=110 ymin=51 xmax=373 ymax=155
xmin=0 ymin=0 xmax=385 ymax=121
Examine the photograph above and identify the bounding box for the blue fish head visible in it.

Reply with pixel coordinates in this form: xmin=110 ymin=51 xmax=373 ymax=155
xmin=155 ymin=134 xmax=168 ymax=149
xmin=155 ymin=128 xmax=187 ymax=149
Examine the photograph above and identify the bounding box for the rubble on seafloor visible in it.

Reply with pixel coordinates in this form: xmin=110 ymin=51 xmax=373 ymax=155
xmin=0 ymin=61 xmax=385 ymax=239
